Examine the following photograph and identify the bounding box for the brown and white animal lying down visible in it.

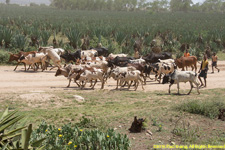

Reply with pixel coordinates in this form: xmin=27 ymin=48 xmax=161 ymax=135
xmin=175 ymin=56 xmax=197 ymax=72
xmin=19 ymin=53 xmax=47 ymax=71
xmin=162 ymin=70 xmax=200 ymax=95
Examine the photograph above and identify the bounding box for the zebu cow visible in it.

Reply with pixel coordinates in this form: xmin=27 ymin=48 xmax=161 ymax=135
xmin=175 ymin=56 xmax=197 ymax=72
xmin=162 ymin=70 xmax=200 ymax=95
xmin=143 ymin=52 xmax=172 ymax=64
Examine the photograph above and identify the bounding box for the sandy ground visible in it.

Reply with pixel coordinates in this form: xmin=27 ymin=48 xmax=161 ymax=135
xmin=0 ymin=61 xmax=225 ymax=93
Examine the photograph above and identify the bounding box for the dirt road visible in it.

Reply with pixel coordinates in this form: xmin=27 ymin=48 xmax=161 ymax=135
xmin=0 ymin=61 xmax=225 ymax=93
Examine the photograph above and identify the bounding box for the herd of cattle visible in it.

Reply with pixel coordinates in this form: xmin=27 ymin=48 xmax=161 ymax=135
xmin=8 ymin=46 xmax=200 ymax=94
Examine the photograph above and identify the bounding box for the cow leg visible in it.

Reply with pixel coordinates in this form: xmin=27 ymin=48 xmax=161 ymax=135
xmin=14 ymin=62 xmax=22 ymax=71
xmin=90 ymin=80 xmax=93 ymax=87
xmin=91 ymin=79 xmax=97 ymax=89
xmin=101 ymin=79 xmax=105 ymax=89
xmin=182 ymin=67 xmax=185 ymax=71
xmin=67 ymin=79 xmax=72 ymax=87
xmin=186 ymin=66 xmax=188 ymax=71
xmin=187 ymin=81 xmax=193 ymax=95
xmin=194 ymin=64 xmax=197 ymax=73
xmin=158 ymin=74 xmax=162 ymax=83
xmin=168 ymin=83 xmax=173 ymax=94
xmin=193 ymin=80 xmax=200 ymax=94
xmin=177 ymin=83 xmax=180 ymax=95
xmin=135 ymin=80 xmax=139 ymax=91
xmin=27 ymin=65 xmax=31 ymax=71
xmin=23 ymin=63 xmax=26 ymax=71
xmin=155 ymin=75 xmax=158 ymax=81
xmin=139 ymin=77 xmax=145 ymax=90
xmin=128 ymin=81 xmax=132 ymax=89
xmin=74 ymin=79 xmax=80 ymax=87
xmin=191 ymin=65 xmax=194 ymax=71
xmin=81 ymin=80 xmax=87 ymax=89
xmin=141 ymin=73 xmax=146 ymax=85
xmin=116 ymin=80 xmax=119 ymax=90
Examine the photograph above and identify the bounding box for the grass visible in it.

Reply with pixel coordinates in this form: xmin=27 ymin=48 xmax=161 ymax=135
xmin=217 ymin=51 xmax=225 ymax=61
xmin=0 ymin=88 xmax=225 ymax=149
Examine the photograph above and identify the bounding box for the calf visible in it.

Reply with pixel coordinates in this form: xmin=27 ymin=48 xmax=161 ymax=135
xmin=19 ymin=53 xmax=47 ymax=71
xmin=55 ymin=64 xmax=80 ymax=87
xmin=162 ymin=70 xmax=200 ymax=95
xmin=8 ymin=51 xmax=37 ymax=71
xmin=118 ymin=70 xmax=144 ymax=91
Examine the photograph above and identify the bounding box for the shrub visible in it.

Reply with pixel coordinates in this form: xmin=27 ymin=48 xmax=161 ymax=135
xmin=176 ymin=99 xmax=225 ymax=119
xmin=0 ymin=49 xmax=10 ymax=64
xmin=31 ymin=121 xmax=131 ymax=150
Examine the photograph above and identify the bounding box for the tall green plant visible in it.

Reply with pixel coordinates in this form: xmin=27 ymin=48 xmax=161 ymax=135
xmin=12 ymin=34 xmax=27 ymax=50
xmin=65 ymin=28 xmax=81 ymax=49
xmin=2 ymin=27 xmax=13 ymax=48
xmin=0 ymin=108 xmax=45 ymax=150
xmin=40 ymin=30 xmax=51 ymax=46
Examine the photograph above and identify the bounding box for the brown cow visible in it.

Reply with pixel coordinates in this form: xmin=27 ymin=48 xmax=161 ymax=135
xmin=8 ymin=51 xmax=37 ymax=71
xmin=175 ymin=56 xmax=197 ymax=72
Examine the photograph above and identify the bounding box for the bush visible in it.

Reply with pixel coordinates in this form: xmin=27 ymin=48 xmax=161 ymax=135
xmin=31 ymin=121 xmax=131 ymax=150
xmin=0 ymin=50 xmax=9 ymax=64
xmin=176 ymin=99 xmax=225 ymax=119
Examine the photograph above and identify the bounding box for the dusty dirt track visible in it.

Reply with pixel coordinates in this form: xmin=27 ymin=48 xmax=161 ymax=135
xmin=0 ymin=61 xmax=225 ymax=93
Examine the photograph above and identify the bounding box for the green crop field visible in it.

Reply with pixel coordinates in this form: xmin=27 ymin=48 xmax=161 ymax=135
xmin=0 ymin=4 xmax=225 ymax=64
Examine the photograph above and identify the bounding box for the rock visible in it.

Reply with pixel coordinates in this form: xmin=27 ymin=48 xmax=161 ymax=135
xmin=114 ymin=128 xmax=117 ymax=131
xmin=158 ymin=140 xmax=162 ymax=143
xmin=118 ymin=125 xmax=122 ymax=128
xmin=132 ymin=137 xmax=136 ymax=140
xmin=73 ymin=95 xmax=85 ymax=103
xmin=171 ymin=141 xmax=175 ymax=145
xmin=146 ymin=130 xmax=152 ymax=136
xmin=150 ymin=137 xmax=153 ymax=140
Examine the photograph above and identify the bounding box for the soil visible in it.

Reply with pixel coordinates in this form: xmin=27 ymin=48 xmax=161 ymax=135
xmin=0 ymin=61 xmax=225 ymax=94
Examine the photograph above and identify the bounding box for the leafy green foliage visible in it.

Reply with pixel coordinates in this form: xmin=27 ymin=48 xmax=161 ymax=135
xmin=0 ymin=108 xmax=45 ymax=150
xmin=31 ymin=121 xmax=131 ymax=150
xmin=176 ymin=99 xmax=225 ymax=119
xmin=0 ymin=50 xmax=10 ymax=64
xmin=12 ymin=34 xmax=27 ymax=50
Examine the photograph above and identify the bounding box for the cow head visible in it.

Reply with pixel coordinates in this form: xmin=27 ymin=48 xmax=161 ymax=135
xmin=55 ymin=68 xmax=62 ymax=76
xmin=8 ymin=52 xmax=19 ymax=62
xmin=174 ymin=58 xmax=182 ymax=68
xmin=162 ymin=75 xmax=170 ymax=84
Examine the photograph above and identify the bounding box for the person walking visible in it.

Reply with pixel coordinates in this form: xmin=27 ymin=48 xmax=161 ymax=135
xmin=211 ymin=52 xmax=220 ymax=73
xmin=198 ymin=54 xmax=208 ymax=87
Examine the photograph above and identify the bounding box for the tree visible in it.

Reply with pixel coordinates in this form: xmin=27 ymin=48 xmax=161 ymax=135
xmin=6 ymin=0 xmax=10 ymax=5
xmin=170 ymin=0 xmax=193 ymax=12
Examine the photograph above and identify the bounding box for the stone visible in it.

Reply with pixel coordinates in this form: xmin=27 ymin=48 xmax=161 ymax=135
xmin=73 ymin=95 xmax=85 ymax=103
